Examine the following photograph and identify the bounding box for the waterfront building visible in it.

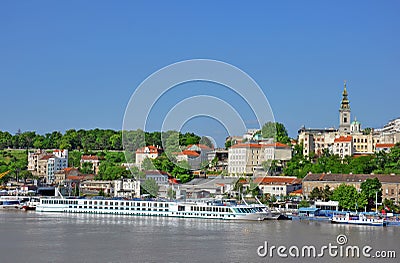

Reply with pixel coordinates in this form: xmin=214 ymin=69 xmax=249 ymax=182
xmin=179 ymin=177 xmax=237 ymax=199
xmin=114 ymin=178 xmax=140 ymax=198
xmin=302 ymin=173 xmax=400 ymax=204
xmin=80 ymin=180 xmax=113 ymax=195
xmin=144 ymin=170 xmax=169 ymax=185
xmin=253 ymin=176 xmax=302 ymax=197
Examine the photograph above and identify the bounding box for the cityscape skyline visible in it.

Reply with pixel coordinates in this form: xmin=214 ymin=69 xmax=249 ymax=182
xmin=1 ymin=1 xmax=399 ymax=146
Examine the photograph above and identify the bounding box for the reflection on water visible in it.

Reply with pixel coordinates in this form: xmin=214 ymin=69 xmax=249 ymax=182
xmin=0 ymin=211 xmax=399 ymax=263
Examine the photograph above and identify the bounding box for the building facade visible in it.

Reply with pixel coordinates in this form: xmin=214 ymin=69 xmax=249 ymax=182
xmin=28 ymin=149 xmax=68 ymax=184
xmin=228 ymin=143 xmax=264 ymax=175
xmin=302 ymin=173 xmax=400 ymax=204
xmin=114 ymin=178 xmax=140 ymax=198
xmin=297 ymin=82 xmax=388 ymax=157
xmin=80 ymin=155 xmax=101 ymax=174
xmin=135 ymin=146 xmax=163 ymax=168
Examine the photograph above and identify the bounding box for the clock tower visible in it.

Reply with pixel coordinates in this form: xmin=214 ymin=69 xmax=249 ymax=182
xmin=339 ymin=81 xmax=351 ymax=133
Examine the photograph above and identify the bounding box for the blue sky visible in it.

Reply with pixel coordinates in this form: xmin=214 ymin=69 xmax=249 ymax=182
xmin=1 ymin=1 xmax=399 ymax=146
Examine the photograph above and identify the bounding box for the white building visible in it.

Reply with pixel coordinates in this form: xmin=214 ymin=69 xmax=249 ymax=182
xmin=144 ymin=170 xmax=169 ymax=185
xmin=228 ymin=143 xmax=264 ymax=175
xmin=253 ymin=176 xmax=302 ymax=197
xmin=114 ymin=179 xmax=140 ymax=198
xmin=174 ymin=144 xmax=213 ymax=170
xmin=135 ymin=146 xmax=163 ymax=168
xmin=332 ymin=135 xmax=354 ymax=158
xmin=28 ymin=149 xmax=68 ymax=184
xmin=80 ymin=155 xmax=101 ymax=174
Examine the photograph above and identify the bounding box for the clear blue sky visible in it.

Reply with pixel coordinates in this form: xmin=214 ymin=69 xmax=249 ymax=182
xmin=1 ymin=1 xmax=399 ymax=146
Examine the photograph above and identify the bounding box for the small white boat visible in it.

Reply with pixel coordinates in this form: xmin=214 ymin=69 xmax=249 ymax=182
xmin=0 ymin=199 xmax=21 ymax=209
xmin=331 ymin=212 xmax=386 ymax=226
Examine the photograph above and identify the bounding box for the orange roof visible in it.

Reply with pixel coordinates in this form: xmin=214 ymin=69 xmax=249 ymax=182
xmin=376 ymin=143 xmax=395 ymax=148
xmin=81 ymin=155 xmax=99 ymax=161
xmin=334 ymin=136 xmax=352 ymax=143
xmin=136 ymin=145 xmax=162 ymax=154
xmin=253 ymin=177 xmax=301 ymax=185
xmin=177 ymin=150 xmax=200 ymax=157
xmin=67 ymin=174 xmax=94 ymax=181
xmin=230 ymin=143 xmax=263 ymax=149
xmin=262 ymin=142 xmax=291 ymax=148
xmin=289 ymin=189 xmax=303 ymax=196
xmin=186 ymin=144 xmax=213 ymax=150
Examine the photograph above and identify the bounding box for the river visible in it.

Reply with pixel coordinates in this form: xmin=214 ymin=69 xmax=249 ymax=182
xmin=0 ymin=210 xmax=398 ymax=262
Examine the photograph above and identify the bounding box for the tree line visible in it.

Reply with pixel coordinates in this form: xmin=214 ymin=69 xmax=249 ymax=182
xmin=0 ymin=129 xmax=202 ymax=152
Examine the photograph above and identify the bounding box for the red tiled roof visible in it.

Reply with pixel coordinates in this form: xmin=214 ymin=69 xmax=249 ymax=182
xmin=376 ymin=143 xmax=395 ymax=148
xmin=178 ymin=150 xmax=200 ymax=157
xmin=253 ymin=176 xmax=300 ymax=185
xmin=262 ymin=142 xmax=291 ymax=148
xmin=334 ymin=136 xmax=352 ymax=143
xmin=186 ymin=144 xmax=213 ymax=150
xmin=230 ymin=143 xmax=263 ymax=149
xmin=67 ymin=174 xmax=95 ymax=181
xmin=289 ymin=189 xmax=303 ymax=196
xmin=81 ymin=155 xmax=99 ymax=161
xmin=136 ymin=145 xmax=162 ymax=154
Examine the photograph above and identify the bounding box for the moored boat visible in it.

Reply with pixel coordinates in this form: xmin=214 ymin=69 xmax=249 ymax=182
xmin=0 ymin=199 xmax=21 ymax=209
xmin=21 ymin=197 xmax=41 ymax=211
xmin=36 ymin=197 xmax=269 ymax=221
xmin=331 ymin=212 xmax=386 ymax=226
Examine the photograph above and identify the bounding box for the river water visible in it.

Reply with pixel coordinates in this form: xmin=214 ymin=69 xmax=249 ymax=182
xmin=0 ymin=210 xmax=399 ymax=263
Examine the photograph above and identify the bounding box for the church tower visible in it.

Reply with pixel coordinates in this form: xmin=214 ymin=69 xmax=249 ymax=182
xmin=339 ymin=81 xmax=351 ymax=133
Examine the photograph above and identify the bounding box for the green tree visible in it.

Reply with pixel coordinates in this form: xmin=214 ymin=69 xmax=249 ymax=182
xmin=248 ymin=180 xmax=260 ymax=197
xmin=331 ymin=184 xmax=367 ymax=211
xmin=360 ymin=177 xmax=382 ymax=210
xmin=309 ymin=187 xmax=322 ymax=200
xmin=225 ymin=140 xmax=232 ymax=149
xmin=298 ymin=200 xmax=310 ymax=208
xmin=80 ymin=162 xmax=94 ymax=174
xmin=322 ymin=185 xmax=333 ymax=201
xmin=261 ymin=122 xmax=290 ymax=144
xmin=141 ymin=157 xmax=155 ymax=171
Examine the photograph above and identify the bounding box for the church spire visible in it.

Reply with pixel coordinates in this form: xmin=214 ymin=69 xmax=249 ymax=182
xmin=341 ymin=80 xmax=350 ymax=110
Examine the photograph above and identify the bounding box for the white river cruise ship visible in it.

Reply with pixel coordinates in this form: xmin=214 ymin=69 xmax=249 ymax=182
xmin=36 ymin=197 xmax=270 ymax=221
